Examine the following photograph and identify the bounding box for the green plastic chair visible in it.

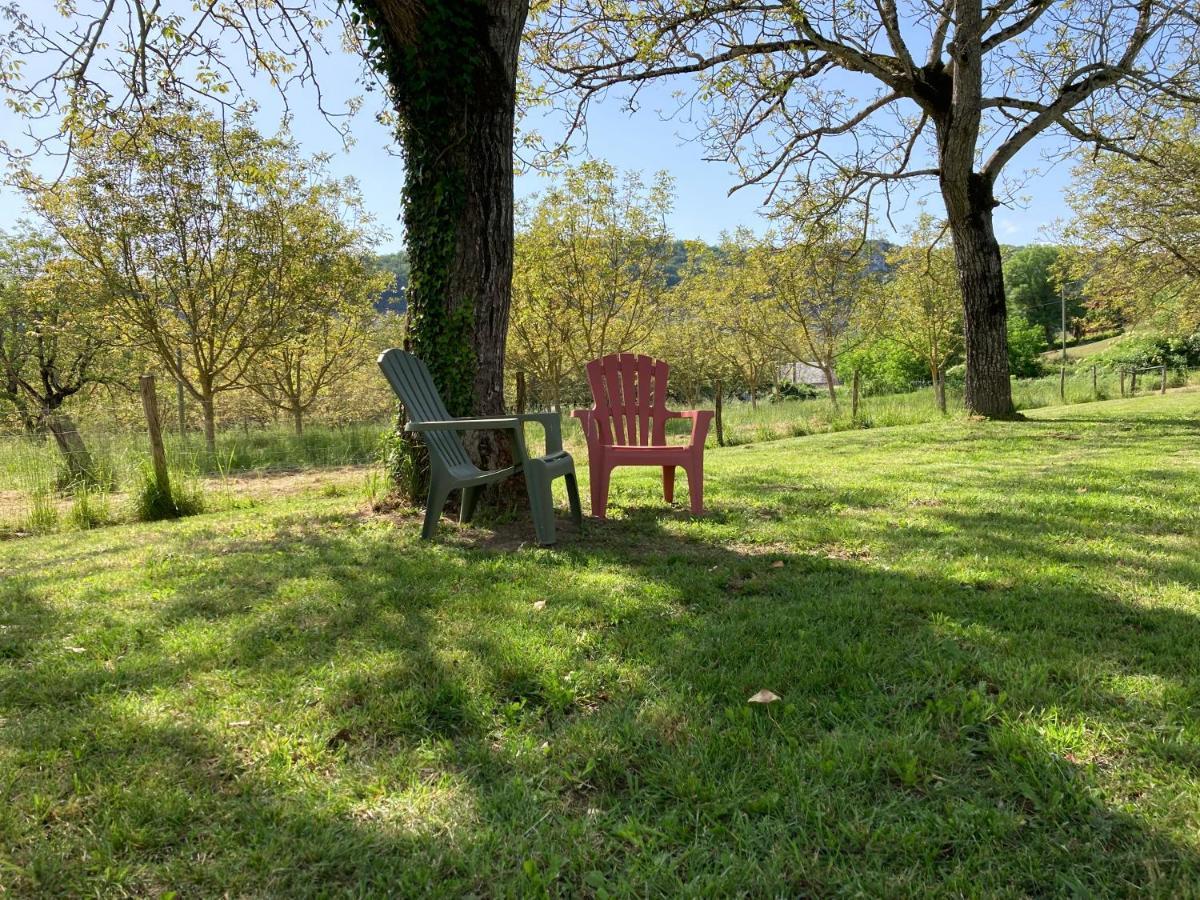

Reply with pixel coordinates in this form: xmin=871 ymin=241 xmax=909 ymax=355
xmin=378 ymin=349 xmax=581 ymax=545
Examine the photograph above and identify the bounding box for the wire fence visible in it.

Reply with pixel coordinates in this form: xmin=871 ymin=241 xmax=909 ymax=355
xmin=3 ymin=366 xmax=1197 ymax=536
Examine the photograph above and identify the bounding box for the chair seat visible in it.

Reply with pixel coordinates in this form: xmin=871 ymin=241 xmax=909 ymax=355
xmin=531 ymin=449 xmax=576 ymax=478
xmin=447 ymin=463 xmax=521 ymax=485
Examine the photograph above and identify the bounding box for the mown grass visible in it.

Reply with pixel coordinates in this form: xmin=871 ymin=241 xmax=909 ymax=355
xmin=1 ymin=389 xmax=1199 ymax=895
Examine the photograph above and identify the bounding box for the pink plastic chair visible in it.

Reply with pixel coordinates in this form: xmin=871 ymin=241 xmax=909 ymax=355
xmin=573 ymin=353 xmax=714 ymax=518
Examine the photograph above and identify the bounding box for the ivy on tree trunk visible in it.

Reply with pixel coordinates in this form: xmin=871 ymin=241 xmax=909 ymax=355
xmin=349 ymin=0 xmax=529 ymax=501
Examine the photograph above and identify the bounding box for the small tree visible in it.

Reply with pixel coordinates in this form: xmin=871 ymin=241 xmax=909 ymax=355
xmin=885 ymin=217 xmax=964 ymax=412
xmin=246 ymin=184 xmax=389 ymax=435
xmin=752 ymin=228 xmax=887 ymax=405
xmin=0 ymin=230 xmax=115 ymax=480
xmin=688 ymin=237 xmax=784 ymax=410
xmin=1065 ymin=114 xmax=1200 ymax=334
xmin=26 ymin=105 xmax=318 ymax=454
xmin=510 ymin=161 xmax=675 ymax=407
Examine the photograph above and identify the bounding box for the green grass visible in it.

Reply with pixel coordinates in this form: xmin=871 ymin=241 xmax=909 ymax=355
xmin=0 ymin=422 xmax=382 ymax=490
xmin=1040 ymin=334 xmax=1123 ymax=362
xmin=0 ymin=423 xmax=384 ymax=534
xmin=2 ymin=389 xmax=1199 ymax=894
xmin=6 ymin=373 xmax=1194 ymax=535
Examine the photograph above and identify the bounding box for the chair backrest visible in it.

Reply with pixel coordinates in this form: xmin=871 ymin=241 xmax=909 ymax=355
xmin=378 ymin=349 xmax=472 ymax=470
xmin=584 ymin=352 xmax=672 ymax=447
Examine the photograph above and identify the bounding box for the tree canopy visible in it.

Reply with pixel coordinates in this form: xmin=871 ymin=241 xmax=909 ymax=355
xmin=1065 ymin=113 xmax=1200 ymax=334
xmin=527 ymin=0 xmax=1200 ymax=418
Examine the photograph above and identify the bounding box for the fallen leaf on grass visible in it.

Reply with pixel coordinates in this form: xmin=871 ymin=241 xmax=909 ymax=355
xmin=533 ymin=600 xmax=547 ymax=610
xmin=229 ymin=721 xmax=252 ymax=728
xmin=748 ymin=689 xmax=781 ymax=704
xmin=770 ymin=561 xmax=785 ymax=569
xmin=65 ymin=646 xmax=85 ymax=653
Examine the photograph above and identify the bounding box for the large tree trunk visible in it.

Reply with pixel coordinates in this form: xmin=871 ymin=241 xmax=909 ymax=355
xmin=941 ymin=176 xmax=1016 ymax=418
xmin=362 ymin=0 xmax=529 ymax=505
xmin=292 ymin=405 xmax=304 ymax=436
xmin=453 ymin=20 xmax=522 ymax=475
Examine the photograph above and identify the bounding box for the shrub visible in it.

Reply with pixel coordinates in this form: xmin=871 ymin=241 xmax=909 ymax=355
xmin=771 ymin=381 xmax=819 ymax=402
xmin=133 ymin=466 xmax=204 ymax=522
xmin=24 ymin=490 xmax=59 ymax=534
xmin=1090 ymin=330 xmax=1200 ymax=371
xmin=1007 ymin=309 xmax=1047 ymax=377
xmin=68 ymin=487 xmax=111 ymax=530
xmin=378 ymin=426 xmax=426 ymax=505
xmin=837 ymin=341 xmax=930 ymax=396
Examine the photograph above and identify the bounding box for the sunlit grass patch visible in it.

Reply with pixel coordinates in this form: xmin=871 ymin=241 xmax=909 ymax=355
xmin=1 ymin=389 xmax=1199 ymax=894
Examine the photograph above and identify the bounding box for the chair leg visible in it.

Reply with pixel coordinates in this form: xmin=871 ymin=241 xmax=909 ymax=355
xmin=459 ymin=485 xmax=480 ymax=525
xmin=589 ymin=462 xmax=612 ymax=520
xmin=564 ymin=472 xmax=583 ymax=526
xmin=663 ymin=466 xmax=676 ymax=503
xmin=422 ymin=478 xmax=452 ymax=540
xmin=524 ymin=466 xmax=557 ymax=546
xmin=685 ymin=460 xmax=704 ymax=515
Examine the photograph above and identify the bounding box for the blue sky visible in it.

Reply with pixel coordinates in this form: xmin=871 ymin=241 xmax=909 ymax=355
xmin=0 ymin=39 xmax=1074 ymax=254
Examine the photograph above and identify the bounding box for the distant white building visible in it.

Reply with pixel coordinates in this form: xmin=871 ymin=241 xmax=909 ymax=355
xmin=778 ymin=362 xmax=839 ymax=388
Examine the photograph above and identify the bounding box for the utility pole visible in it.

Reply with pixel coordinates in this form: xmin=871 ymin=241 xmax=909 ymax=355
xmin=1061 ymin=282 xmax=1068 ymax=363
xmin=1059 ymin=281 xmax=1068 ymax=401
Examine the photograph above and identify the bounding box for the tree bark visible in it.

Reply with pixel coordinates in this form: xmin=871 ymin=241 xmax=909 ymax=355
xmin=140 ymin=375 xmax=172 ymax=500
xmin=43 ymin=410 xmax=95 ymax=484
xmin=933 ymin=366 xmax=947 ymax=413
xmin=515 ymin=370 xmax=527 ymax=414
xmin=292 ymin=405 xmax=304 ymax=436
xmin=458 ymin=43 xmax=520 ymax=470
xmin=823 ymin=363 xmax=838 ymax=405
xmin=362 ymin=0 xmax=529 ymax=505
xmin=942 ymin=177 xmax=1016 ymax=418
xmin=200 ymin=395 xmax=216 ymax=455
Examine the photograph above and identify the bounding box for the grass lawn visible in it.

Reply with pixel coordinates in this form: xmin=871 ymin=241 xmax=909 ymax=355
xmin=2 ymin=390 xmax=1199 ymax=895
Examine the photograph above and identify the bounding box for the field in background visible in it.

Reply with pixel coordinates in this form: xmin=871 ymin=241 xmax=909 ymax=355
xmin=2 ymin=371 xmax=1196 ymax=536
xmin=1039 ymin=334 xmax=1122 ymax=362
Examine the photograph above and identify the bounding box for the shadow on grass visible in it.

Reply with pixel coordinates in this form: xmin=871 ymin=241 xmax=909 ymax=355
xmin=3 ymin=493 xmax=1200 ymax=894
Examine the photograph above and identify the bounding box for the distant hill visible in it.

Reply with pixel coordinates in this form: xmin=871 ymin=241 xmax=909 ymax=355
xmin=373 ymin=252 xmax=408 ymax=314
xmin=375 ymin=237 xmax=895 ymax=310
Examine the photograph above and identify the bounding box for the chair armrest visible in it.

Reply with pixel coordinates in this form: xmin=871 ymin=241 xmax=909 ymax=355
xmin=678 ymin=410 xmax=714 ymax=447
xmin=517 ymin=411 xmax=564 ymax=455
xmin=405 ymin=417 xmax=521 ymax=433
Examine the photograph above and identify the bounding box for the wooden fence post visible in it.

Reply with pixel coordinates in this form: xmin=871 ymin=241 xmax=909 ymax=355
xmin=1092 ymin=365 xmax=1097 ymax=397
xmin=1161 ymin=365 xmax=1168 ymax=395
xmin=140 ymin=375 xmax=171 ymax=499
xmin=1059 ymin=364 xmax=1066 ymax=402
xmin=176 ymin=348 xmax=186 ymax=440
xmin=714 ymin=381 xmax=725 ymax=447
xmin=1120 ymin=369 xmax=1126 ymax=397
xmin=851 ymin=368 xmax=861 ymax=419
